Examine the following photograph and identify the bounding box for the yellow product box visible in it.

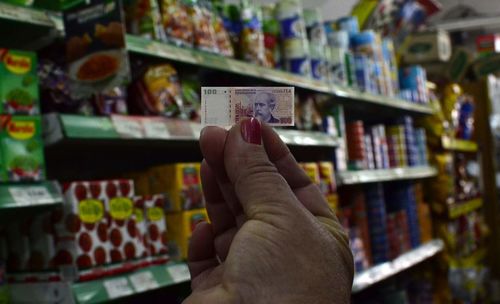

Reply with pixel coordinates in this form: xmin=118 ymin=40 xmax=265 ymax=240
xmin=166 ymin=209 xmax=208 ymax=260
xmin=149 ymin=163 xmax=204 ymax=212
xmin=301 ymin=163 xmax=320 ymax=184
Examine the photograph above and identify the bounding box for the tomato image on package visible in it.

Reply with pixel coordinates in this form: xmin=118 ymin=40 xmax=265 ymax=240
xmin=0 ymin=49 xmax=40 ymax=115
xmin=0 ymin=116 xmax=45 ymax=182
xmin=143 ymin=195 xmax=169 ymax=264
xmin=54 ymin=180 xmax=135 ymax=280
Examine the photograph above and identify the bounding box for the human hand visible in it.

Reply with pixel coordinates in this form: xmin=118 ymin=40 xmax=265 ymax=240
xmin=185 ymin=118 xmax=354 ymax=304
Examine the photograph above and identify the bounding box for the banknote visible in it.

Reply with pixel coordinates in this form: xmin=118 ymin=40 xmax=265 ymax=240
xmin=201 ymin=87 xmax=294 ymax=126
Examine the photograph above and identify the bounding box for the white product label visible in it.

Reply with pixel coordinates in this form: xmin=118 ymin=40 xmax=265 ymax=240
xmin=129 ymin=271 xmax=159 ymax=293
xmin=111 ymin=115 xmax=144 ymax=138
xmin=9 ymin=186 xmax=53 ymax=206
xmin=167 ymin=264 xmax=190 ymax=283
xmin=104 ymin=277 xmax=134 ymax=299
xmin=142 ymin=119 xmax=170 ymax=139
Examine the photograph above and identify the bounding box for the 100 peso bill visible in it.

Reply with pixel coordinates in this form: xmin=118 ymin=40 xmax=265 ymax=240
xmin=201 ymin=87 xmax=295 ymax=126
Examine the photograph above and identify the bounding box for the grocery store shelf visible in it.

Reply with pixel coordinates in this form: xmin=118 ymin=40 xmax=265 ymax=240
xmin=126 ymin=35 xmax=434 ymax=115
xmin=10 ymin=262 xmax=190 ymax=304
xmin=448 ymin=198 xmax=483 ymax=219
xmin=73 ymin=262 xmax=190 ymax=303
xmin=337 ymin=166 xmax=437 ymax=185
xmin=43 ymin=114 xmax=339 ymax=148
xmin=0 ymin=2 xmax=62 ymax=30
xmin=352 ymin=239 xmax=444 ymax=293
xmin=441 ymin=136 xmax=478 ymax=152
xmin=0 ymin=181 xmax=63 ymax=209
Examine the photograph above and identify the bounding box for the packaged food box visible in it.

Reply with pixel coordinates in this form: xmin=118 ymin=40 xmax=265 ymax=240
xmin=132 ymin=196 xmax=150 ymax=266
xmin=300 ymin=163 xmax=320 ymax=185
xmin=0 ymin=115 xmax=45 ymax=182
xmin=149 ymin=163 xmax=204 ymax=211
xmin=102 ymin=180 xmax=140 ymax=274
xmin=166 ymin=208 xmax=208 ymax=260
xmin=318 ymin=162 xmax=337 ymax=210
xmin=143 ymin=195 xmax=169 ymax=264
xmin=404 ymin=31 xmax=451 ymax=64
xmin=0 ymin=48 xmax=39 ymax=115
xmin=54 ymin=181 xmax=111 ymax=281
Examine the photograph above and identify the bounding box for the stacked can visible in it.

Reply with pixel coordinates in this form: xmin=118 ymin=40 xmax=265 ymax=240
xmin=381 ymin=38 xmax=399 ymax=98
xmin=400 ymin=116 xmax=419 ymax=167
xmin=399 ymin=66 xmax=429 ymax=104
xmin=387 ymin=125 xmax=408 ymax=168
xmin=276 ymin=0 xmax=310 ymax=77
xmin=386 ymin=211 xmax=412 ymax=259
xmin=364 ymin=133 xmax=376 ymax=170
xmin=364 ymin=183 xmax=389 ymax=264
xmin=324 ymin=28 xmax=349 ymax=87
xmin=350 ymin=31 xmax=378 ymax=94
xmin=414 ymin=128 xmax=428 ymax=166
xmin=385 ymin=182 xmax=421 ymax=248
xmin=352 ymin=189 xmax=372 ymax=265
xmin=304 ymin=8 xmax=327 ymax=81
xmin=371 ymin=125 xmax=390 ymax=169
xmin=346 ymin=121 xmax=367 ymax=170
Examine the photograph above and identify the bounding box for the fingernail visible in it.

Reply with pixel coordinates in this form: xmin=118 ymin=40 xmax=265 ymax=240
xmin=241 ymin=118 xmax=261 ymax=145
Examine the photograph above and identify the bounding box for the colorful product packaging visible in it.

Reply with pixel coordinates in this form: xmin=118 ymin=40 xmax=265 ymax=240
xmin=304 ymin=8 xmax=327 ymax=81
xmin=132 ymin=196 xmax=149 ymax=264
xmin=149 ymin=163 xmax=204 ymax=212
xmin=276 ymin=0 xmax=310 ymax=77
xmin=102 ymin=180 xmax=141 ymax=274
xmin=301 ymin=162 xmax=320 ymax=185
xmin=159 ymin=0 xmax=194 ymax=47
xmin=0 ymin=115 xmax=46 ymax=182
xmin=239 ymin=3 xmax=265 ymax=66
xmin=124 ymin=0 xmax=165 ymax=41
xmin=262 ymin=4 xmax=280 ymax=68
xmin=404 ymin=31 xmax=452 ymax=64
xmin=0 ymin=49 xmax=40 ymax=115
xmin=188 ymin=0 xmax=218 ymax=53
xmin=318 ymin=162 xmax=337 ymax=211
xmin=54 ymin=181 xmax=111 ymax=280
xmin=346 ymin=121 xmax=367 ymax=170
xmin=212 ymin=7 xmax=234 ymax=57
xmin=63 ymin=0 xmax=131 ymax=99
xmin=166 ymin=209 xmax=208 ymax=259
xmin=143 ymin=195 xmax=169 ymax=264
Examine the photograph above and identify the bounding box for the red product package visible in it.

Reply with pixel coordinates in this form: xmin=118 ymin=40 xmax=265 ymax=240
xmin=144 ymin=195 xmax=169 ymax=264
xmin=132 ymin=196 xmax=150 ymax=267
xmin=54 ymin=181 xmax=111 ymax=281
xmin=102 ymin=180 xmax=140 ymax=274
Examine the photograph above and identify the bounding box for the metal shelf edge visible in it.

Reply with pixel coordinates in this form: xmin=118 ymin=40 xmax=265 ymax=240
xmin=338 ymin=167 xmax=438 ymax=185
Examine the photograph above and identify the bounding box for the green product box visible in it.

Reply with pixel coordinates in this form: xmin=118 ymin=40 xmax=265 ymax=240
xmin=0 ymin=115 xmax=45 ymax=182
xmin=0 ymin=49 xmax=40 ymax=115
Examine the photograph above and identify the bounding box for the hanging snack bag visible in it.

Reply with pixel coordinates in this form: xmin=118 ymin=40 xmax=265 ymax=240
xmin=130 ymin=64 xmax=184 ymax=117
xmin=159 ymin=0 xmax=194 ymax=47
xmin=187 ymin=0 xmax=218 ymax=53
xmin=239 ymin=3 xmax=265 ymax=66
xmin=262 ymin=4 xmax=280 ymax=68
xmin=0 ymin=49 xmax=39 ymax=115
xmin=212 ymin=7 xmax=234 ymax=57
xmin=64 ymin=0 xmax=131 ymax=99
xmin=0 ymin=116 xmax=45 ymax=182
xmin=124 ymin=0 xmax=165 ymax=40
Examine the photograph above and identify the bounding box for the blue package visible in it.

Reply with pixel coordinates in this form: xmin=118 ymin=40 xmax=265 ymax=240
xmin=354 ymin=55 xmax=370 ymax=92
xmin=285 ymin=57 xmax=310 ymax=77
xmin=337 ymin=16 xmax=359 ymax=36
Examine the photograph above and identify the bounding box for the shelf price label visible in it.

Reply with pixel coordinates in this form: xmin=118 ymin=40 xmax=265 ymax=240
xmin=111 ymin=115 xmax=144 ymax=138
xmin=104 ymin=277 xmax=134 ymax=299
xmin=167 ymin=264 xmax=190 ymax=283
xmin=9 ymin=186 xmax=53 ymax=206
xmin=129 ymin=271 xmax=159 ymax=292
xmin=142 ymin=118 xmax=170 ymax=139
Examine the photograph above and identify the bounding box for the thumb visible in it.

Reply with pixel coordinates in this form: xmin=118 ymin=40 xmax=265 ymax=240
xmin=224 ymin=118 xmax=303 ymax=221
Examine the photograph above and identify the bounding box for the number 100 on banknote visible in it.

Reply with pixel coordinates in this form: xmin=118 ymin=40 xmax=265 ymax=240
xmin=201 ymin=87 xmax=294 ymax=126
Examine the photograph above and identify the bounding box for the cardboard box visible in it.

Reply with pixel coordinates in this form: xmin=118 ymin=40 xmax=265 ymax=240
xmin=149 ymin=163 xmax=204 ymax=211
xmin=143 ymin=195 xmax=169 ymax=264
xmin=166 ymin=209 xmax=208 ymax=260
xmin=0 ymin=49 xmax=40 ymax=115
xmin=404 ymin=31 xmax=452 ymax=64
xmin=0 ymin=116 xmax=45 ymax=182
